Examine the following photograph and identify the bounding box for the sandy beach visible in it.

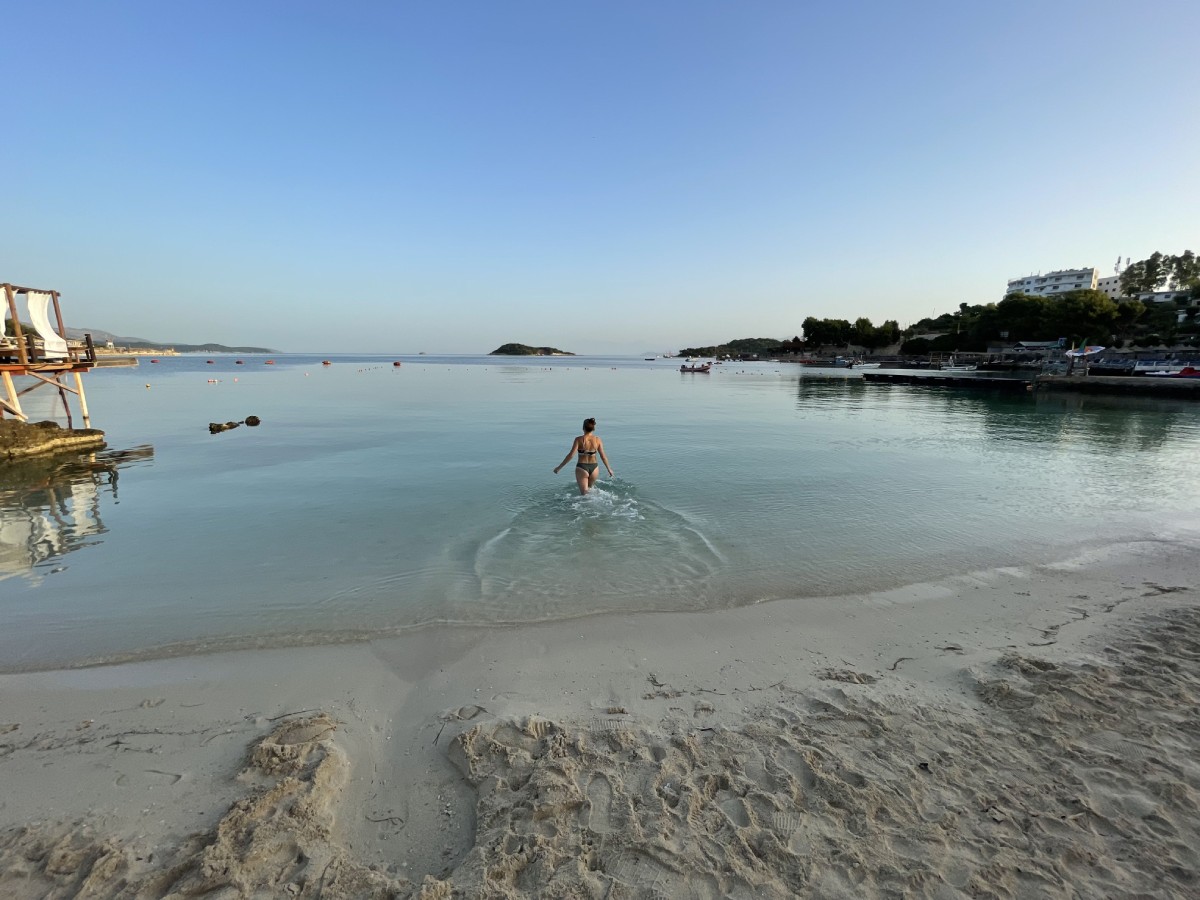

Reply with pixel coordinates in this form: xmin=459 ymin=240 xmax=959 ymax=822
xmin=2 ymin=537 xmax=1198 ymax=898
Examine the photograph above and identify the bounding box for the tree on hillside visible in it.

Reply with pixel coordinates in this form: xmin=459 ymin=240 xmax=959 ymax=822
xmin=1121 ymin=251 xmax=1169 ymax=295
xmin=1113 ymin=299 xmax=1147 ymax=339
xmin=852 ymin=318 xmax=875 ymax=348
xmin=1044 ymin=290 xmax=1118 ymax=342
xmin=801 ymin=317 xmax=853 ymax=347
xmin=996 ymin=293 xmax=1053 ymax=340
xmin=876 ymin=319 xmax=901 ymax=347
xmin=1169 ymin=250 xmax=1199 ymax=290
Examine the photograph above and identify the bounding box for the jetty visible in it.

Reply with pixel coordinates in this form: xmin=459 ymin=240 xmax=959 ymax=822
xmin=862 ymin=369 xmax=1200 ymax=400
xmin=862 ymin=372 xmax=1032 ymax=392
xmin=2 ymin=282 xmax=98 ymax=429
xmin=1035 ymin=374 xmax=1200 ymax=399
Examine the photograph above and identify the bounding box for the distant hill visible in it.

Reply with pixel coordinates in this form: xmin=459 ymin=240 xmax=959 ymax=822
xmin=67 ymin=327 xmax=150 ymax=345
xmin=490 ymin=343 xmax=574 ymax=356
xmin=67 ymin=327 xmax=275 ymax=354
xmin=677 ymin=337 xmax=785 ymax=357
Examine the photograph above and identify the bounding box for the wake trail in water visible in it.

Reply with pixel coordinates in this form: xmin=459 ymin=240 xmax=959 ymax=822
xmin=450 ymin=480 xmax=724 ymax=619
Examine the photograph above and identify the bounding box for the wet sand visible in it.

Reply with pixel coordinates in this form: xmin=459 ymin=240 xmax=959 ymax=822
xmin=1 ymin=539 xmax=1197 ymax=898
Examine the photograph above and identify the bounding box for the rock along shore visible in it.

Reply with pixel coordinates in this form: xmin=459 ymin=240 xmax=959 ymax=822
xmin=0 ymin=420 xmax=106 ymax=462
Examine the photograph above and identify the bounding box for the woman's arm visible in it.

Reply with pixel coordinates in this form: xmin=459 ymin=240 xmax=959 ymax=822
xmin=553 ymin=438 xmax=580 ymax=473
xmin=597 ymin=440 xmax=614 ymax=477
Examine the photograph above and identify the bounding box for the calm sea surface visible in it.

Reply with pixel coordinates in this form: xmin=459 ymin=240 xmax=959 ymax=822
xmin=3 ymin=354 xmax=1200 ymax=671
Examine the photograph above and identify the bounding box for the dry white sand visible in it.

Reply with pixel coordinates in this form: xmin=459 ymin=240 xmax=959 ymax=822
xmin=1 ymin=538 xmax=1198 ymax=898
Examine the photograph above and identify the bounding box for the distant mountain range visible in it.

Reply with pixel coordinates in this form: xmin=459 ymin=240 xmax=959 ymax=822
xmin=67 ymin=326 xmax=276 ymax=354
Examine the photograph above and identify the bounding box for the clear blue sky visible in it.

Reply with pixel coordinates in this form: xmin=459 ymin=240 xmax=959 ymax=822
xmin=5 ymin=1 xmax=1197 ymax=353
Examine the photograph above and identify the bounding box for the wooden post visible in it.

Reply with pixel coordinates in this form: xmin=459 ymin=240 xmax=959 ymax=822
xmin=2 ymin=370 xmax=24 ymax=420
xmin=4 ymin=283 xmax=30 ymax=367
xmin=74 ymin=371 xmax=91 ymax=428
xmin=57 ymin=376 xmax=74 ymax=429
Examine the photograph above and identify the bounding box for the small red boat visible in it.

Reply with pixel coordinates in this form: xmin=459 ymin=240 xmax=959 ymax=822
xmin=322 ymin=360 xmax=332 ymax=366
xmin=265 ymin=360 xmax=275 ymax=365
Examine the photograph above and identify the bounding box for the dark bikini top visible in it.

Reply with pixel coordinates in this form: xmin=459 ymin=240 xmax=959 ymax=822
xmin=577 ymin=441 xmax=598 ymax=456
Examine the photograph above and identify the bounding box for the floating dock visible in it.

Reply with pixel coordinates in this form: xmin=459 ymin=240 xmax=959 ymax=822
xmin=1035 ymin=374 xmax=1200 ymax=399
xmin=862 ymin=370 xmax=1200 ymax=400
xmin=861 ymin=372 xmax=1032 ymax=391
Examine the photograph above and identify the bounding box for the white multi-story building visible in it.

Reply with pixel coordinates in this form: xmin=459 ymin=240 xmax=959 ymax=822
xmin=1005 ymin=267 xmax=1098 ymax=298
xmin=1096 ymin=274 xmax=1123 ymax=299
xmin=1098 ymin=274 xmax=1191 ymax=305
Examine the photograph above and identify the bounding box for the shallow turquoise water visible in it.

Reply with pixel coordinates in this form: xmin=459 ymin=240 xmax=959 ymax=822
xmin=3 ymin=354 xmax=1199 ymax=670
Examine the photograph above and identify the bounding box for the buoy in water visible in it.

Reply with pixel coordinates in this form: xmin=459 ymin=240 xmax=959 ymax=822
xmin=393 ymin=361 xmax=402 ymax=367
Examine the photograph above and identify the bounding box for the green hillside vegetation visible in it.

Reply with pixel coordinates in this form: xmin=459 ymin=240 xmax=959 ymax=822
xmin=490 ymin=343 xmax=574 ymax=356
xmin=903 ymin=297 xmax=1197 ymax=357
xmin=792 ymin=250 xmax=1198 ymax=355
xmin=677 ymin=337 xmax=783 ymax=357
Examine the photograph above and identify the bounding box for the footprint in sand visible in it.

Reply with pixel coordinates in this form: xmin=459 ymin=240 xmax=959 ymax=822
xmin=145 ymin=769 xmax=185 ymax=785
xmin=587 ymin=774 xmax=616 ymax=833
xmin=720 ymin=797 xmax=751 ymax=828
xmin=771 ymin=810 xmax=801 ymax=837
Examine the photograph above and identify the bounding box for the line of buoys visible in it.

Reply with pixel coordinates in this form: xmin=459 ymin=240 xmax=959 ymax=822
xmin=208 ymin=415 xmax=261 ymax=434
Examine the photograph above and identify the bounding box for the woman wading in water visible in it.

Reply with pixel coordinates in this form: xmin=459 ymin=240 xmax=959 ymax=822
xmin=553 ymin=417 xmax=614 ymax=495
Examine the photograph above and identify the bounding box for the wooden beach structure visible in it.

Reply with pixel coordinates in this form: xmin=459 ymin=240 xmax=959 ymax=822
xmin=2 ymin=283 xmax=97 ymax=427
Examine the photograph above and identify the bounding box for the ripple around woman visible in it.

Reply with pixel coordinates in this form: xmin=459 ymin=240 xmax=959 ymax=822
xmin=553 ymin=417 xmax=614 ymax=495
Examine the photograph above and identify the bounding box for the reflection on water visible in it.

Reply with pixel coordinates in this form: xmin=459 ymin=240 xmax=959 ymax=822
xmin=5 ymin=355 xmax=1200 ymax=672
xmin=0 ymin=446 xmax=154 ymax=583
xmin=847 ymin=378 xmax=1200 ymax=452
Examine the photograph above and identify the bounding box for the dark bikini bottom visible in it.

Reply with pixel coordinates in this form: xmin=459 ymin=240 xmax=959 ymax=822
xmin=576 ymin=462 xmax=598 ymax=474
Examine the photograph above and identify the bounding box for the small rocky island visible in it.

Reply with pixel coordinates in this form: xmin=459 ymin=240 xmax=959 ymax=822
xmin=490 ymin=343 xmax=574 ymax=356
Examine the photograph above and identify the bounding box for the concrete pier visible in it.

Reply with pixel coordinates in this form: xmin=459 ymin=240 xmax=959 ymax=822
xmin=1035 ymin=375 xmax=1200 ymax=399
xmin=861 ymin=372 xmax=1032 ymax=391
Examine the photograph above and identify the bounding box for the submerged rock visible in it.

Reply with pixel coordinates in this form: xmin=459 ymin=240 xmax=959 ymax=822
xmin=208 ymin=415 xmax=261 ymax=434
